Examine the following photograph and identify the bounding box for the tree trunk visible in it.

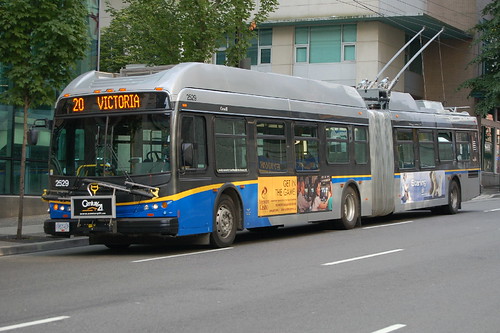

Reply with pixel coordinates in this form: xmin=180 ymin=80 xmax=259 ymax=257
xmin=17 ymin=101 xmax=29 ymax=239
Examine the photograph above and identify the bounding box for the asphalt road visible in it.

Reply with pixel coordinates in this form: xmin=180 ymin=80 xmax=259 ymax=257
xmin=1 ymin=197 xmax=499 ymax=333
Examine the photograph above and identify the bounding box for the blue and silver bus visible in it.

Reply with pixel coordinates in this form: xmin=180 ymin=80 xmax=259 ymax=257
xmin=42 ymin=63 xmax=480 ymax=248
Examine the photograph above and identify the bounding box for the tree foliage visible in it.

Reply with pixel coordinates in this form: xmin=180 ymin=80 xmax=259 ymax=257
xmin=461 ymin=0 xmax=500 ymax=117
xmin=0 ymin=0 xmax=89 ymax=108
xmin=0 ymin=0 xmax=89 ymax=236
xmin=100 ymin=0 xmax=279 ymax=72
xmin=177 ymin=0 xmax=224 ymax=63
xmin=220 ymin=0 xmax=279 ymax=67
xmin=100 ymin=0 xmax=181 ymax=72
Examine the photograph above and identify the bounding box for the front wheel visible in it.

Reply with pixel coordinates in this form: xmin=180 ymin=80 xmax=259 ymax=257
xmin=337 ymin=186 xmax=360 ymax=229
xmin=210 ymin=195 xmax=238 ymax=248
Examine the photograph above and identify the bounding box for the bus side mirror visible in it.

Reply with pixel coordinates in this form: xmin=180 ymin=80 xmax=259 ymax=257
xmin=28 ymin=118 xmax=53 ymax=146
xmin=181 ymin=143 xmax=194 ymax=167
xmin=27 ymin=128 xmax=39 ymax=145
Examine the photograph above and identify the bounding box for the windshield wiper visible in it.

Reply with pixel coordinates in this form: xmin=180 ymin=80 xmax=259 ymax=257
xmin=82 ymin=178 xmax=159 ymax=199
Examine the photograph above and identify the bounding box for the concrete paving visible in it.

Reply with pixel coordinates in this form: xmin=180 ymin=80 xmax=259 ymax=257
xmin=1 ymin=187 xmax=499 ymax=256
xmin=0 ymin=214 xmax=88 ymax=256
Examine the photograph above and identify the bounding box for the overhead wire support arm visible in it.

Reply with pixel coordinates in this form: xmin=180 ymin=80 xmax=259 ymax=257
xmin=387 ymin=27 xmax=445 ymax=92
xmin=368 ymin=27 xmax=426 ymax=89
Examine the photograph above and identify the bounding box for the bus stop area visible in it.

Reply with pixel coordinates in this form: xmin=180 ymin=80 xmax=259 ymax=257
xmin=1 ymin=186 xmax=499 ymax=257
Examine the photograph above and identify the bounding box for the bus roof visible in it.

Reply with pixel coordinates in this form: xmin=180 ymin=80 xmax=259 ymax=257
xmin=59 ymin=62 xmax=367 ymax=109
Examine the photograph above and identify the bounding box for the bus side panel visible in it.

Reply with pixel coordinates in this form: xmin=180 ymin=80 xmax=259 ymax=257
xmin=448 ymin=169 xmax=480 ymax=202
xmin=238 ymin=182 xmax=274 ymax=229
xmin=330 ymin=177 xmax=372 ymax=219
xmin=174 ymin=189 xmax=214 ymax=236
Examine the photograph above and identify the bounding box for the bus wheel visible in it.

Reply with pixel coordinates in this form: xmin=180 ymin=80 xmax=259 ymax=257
xmin=443 ymin=180 xmax=461 ymax=214
xmin=210 ymin=194 xmax=237 ymax=248
xmin=338 ymin=186 xmax=360 ymax=229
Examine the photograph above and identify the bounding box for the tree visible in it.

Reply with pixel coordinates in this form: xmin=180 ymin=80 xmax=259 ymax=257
xmin=99 ymin=0 xmax=279 ymax=70
xmin=220 ymin=0 xmax=279 ymax=67
xmin=177 ymin=0 xmax=224 ymax=63
xmin=100 ymin=0 xmax=182 ymax=72
xmin=461 ymin=0 xmax=500 ymax=117
xmin=0 ymin=0 xmax=89 ymax=238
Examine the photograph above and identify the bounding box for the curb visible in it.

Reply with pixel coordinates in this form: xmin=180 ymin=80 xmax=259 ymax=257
xmin=0 ymin=237 xmax=89 ymax=257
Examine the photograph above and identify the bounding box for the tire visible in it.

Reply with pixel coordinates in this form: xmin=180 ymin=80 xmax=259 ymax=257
xmin=443 ymin=180 xmax=461 ymax=214
xmin=210 ymin=194 xmax=238 ymax=248
xmin=338 ymin=186 xmax=360 ymax=229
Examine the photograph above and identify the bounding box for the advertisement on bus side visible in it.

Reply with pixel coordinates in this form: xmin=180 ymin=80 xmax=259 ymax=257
xmin=400 ymin=171 xmax=445 ymax=204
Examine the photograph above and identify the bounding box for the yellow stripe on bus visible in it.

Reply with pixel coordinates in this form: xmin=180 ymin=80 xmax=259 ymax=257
xmin=118 ymin=180 xmax=257 ymax=205
xmin=331 ymin=175 xmax=372 ymax=179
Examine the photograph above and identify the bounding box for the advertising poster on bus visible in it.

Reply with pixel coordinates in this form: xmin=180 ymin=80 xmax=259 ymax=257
xmin=297 ymin=175 xmax=332 ymax=213
xmin=400 ymin=170 xmax=445 ymax=204
xmin=258 ymin=176 xmax=298 ymax=216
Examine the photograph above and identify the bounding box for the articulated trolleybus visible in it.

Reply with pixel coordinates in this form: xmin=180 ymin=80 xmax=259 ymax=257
xmin=43 ymin=63 xmax=480 ymax=248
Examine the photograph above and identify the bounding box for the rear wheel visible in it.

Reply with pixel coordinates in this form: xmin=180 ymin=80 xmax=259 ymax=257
xmin=210 ymin=195 xmax=237 ymax=248
xmin=338 ymin=186 xmax=360 ymax=229
xmin=431 ymin=180 xmax=461 ymax=214
xmin=443 ymin=180 xmax=461 ymax=214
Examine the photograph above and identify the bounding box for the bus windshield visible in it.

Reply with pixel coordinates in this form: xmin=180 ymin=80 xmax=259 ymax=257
xmin=50 ymin=113 xmax=171 ymax=177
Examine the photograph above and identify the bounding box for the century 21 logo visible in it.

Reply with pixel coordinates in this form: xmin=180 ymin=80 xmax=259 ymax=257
xmin=81 ymin=199 xmax=104 ymax=212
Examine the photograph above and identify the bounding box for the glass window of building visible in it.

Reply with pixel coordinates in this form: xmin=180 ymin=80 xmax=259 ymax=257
xmin=247 ymin=28 xmax=273 ymax=65
xmin=295 ymin=24 xmax=357 ymax=64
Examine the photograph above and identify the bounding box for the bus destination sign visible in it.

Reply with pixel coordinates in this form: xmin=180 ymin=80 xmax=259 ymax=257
xmin=76 ymin=94 xmax=141 ymax=112
xmin=56 ymin=91 xmax=169 ymax=114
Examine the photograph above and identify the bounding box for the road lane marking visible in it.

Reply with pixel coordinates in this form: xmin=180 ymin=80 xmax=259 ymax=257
xmin=132 ymin=247 xmax=233 ymax=263
xmin=372 ymin=324 xmax=406 ymax=333
xmin=0 ymin=316 xmax=70 ymax=332
xmin=362 ymin=221 xmax=413 ymax=229
xmin=321 ymin=249 xmax=404 ymax=266
xmin=484 ymin=208 xmax=500 ymax=212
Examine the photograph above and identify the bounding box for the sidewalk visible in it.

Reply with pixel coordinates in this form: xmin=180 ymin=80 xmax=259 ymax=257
xmin=1 ymin=187 xmax=499 ymax=257
xmin=0 ymin=214 xmax=88 ymax=256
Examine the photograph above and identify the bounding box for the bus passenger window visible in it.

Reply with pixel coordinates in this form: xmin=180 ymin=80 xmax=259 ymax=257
xmin=396 ymin=129 xmax=415 ymax=169
xmin=215 ymin=118 xmax=248 ymax=173
xmin=257 ymin=122 xmax=287 ymax=172
xmin=438 ymin=131 xmax=453 ymax=161
xmin=354 ymin=127 xmax=368 ymax=164
xmin=180 ymin=116 xmax=207 ymax=169
xmin=418 ymin=131 xmax=435 ymax=168
xmin=294 ymin=124 xmax=318 ymax=171
xmin=456 ymin=132 xmax=471 ymax=161
xmin=326 ymin=126 xmax=349 ymax=164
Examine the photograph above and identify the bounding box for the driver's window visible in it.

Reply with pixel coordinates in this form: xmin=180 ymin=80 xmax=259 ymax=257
xmin=180 ymin=115 xmax=207 ymax=170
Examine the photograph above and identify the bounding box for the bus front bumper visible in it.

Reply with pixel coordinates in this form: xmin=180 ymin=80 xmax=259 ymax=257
xmin=44 ymin=217 xmax=179 ymax=237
